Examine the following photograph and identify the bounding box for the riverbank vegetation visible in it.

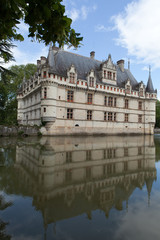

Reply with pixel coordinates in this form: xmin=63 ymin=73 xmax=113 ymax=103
xmin=0 ymin=64 xmax=36 ymax=125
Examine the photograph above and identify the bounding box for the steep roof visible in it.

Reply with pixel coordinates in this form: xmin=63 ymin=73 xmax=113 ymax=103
xmin=146 ymin=66 xmax=155 ymax=93
xmin=47 ymin=48 xmax=139 ymax=88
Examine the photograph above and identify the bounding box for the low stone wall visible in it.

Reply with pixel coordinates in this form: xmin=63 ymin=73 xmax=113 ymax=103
xmin=154 ymin=128 xmax=160 ymax=134
xmin=0 ymin=125 xmax=39 ymax=137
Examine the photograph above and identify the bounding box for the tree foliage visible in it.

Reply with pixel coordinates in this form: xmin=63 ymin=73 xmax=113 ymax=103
xmin=156 ymin=100 xmax=160 ymax=128
xmin=0 ymin=64 xmax=37 ymax=125
xmin=0 ymin=0 xmax=83 ymax=67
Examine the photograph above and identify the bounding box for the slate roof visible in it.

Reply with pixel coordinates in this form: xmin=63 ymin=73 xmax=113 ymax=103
xmin=146 ymin=67 xmax=155 ymax=93
xmin=47 ymin=48 xmax=141 ymax=89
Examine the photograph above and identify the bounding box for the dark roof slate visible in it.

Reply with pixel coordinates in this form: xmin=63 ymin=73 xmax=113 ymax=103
xmin=146 ymin=69 xmax=155 ymax=93
xmin=47 ymin=48 xmax=154 ymax=92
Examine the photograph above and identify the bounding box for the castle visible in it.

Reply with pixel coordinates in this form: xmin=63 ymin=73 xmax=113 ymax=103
xmin=17 ymin=46 xmax=157 ymax=135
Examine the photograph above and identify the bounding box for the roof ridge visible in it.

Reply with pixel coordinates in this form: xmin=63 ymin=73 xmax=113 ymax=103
xmin=57 ymin=49 xmax=102 ymax=63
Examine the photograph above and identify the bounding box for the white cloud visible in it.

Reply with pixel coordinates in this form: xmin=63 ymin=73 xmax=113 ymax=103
xmin=66 ymin=4 xmax=97 ymax=22
xmin=95 ymin=24 xmax=111 ymax=32
xmin=2 ymin=45 xmax=48 ymax=69
xmin=66 ymin=8 xmax=79 ymax=22
xmin=81 ymin=6 xmax=88 ymax=20
xmin=112 ymin=0 xmax=160 ymax=68
xmin=142 ymin=66 xmax=150 ymax=71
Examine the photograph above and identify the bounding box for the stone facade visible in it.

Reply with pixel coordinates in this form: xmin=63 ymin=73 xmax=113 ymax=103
xmin=17 ymin=46 xmax=157 ymax=135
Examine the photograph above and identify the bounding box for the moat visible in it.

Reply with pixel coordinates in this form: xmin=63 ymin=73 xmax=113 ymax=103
xmin=0 ymin=135 xmax=160 ymax=240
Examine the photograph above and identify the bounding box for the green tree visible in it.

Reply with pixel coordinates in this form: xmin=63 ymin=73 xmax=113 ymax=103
xmin=0 ymin=0 xmax=83 ymax=69
xmin=156 ymin=100 xmax=160 ymax=128
xmin=0 ymin=195 xmax=12 ymax=240
xmin=0 ymin=64 xmax=37 ymax=125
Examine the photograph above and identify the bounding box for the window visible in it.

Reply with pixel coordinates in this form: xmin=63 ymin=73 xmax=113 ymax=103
xmin=108 ymin=112 xmax=113 ymax=121
xmin=44 ymin=87 xmax=47 ymax=99
xmin=138 ymin=114 xmax=142 ymax=123
xmin=86 ymin=150 xmax=91 ymax=161
xmin=107 ymin=71 xmax=112 ymax=79
xmin=87 ymin=93 xmax=93 ymax=104
xmin=139 ymin=101 xmax=142 ymax=110
xmin=104 ymin=96 xmax=107 ymax=106
xmin=107 ymin=112 xmax=116 ymax=121
xmin=107 ymin=149 xmax=116 ymax=159
xmin=139 ymin=88 xmax=143 ymax=97
xmin=108 ymin=97 xmax=113 ymax=107
xmin=89 ymin=77 xmax=94 ymax=87
xmin=113 ymin=73 xmax=115 ymax=80
xmin=138 ymin=147 xmax=142 ymax=155
xmin=43 ymin=71 xmax=46 ymax=78
xmin=44 ymin=107 xmax=46 ymax=112
xmin=87 ymin=110 xmax=92 ymax=120
xmin=67 ymin=109 xmax=73 ymax=119
xmin=125 ymin=99 xmax=129 ymax=109
xmin=107 ymin=163 xmax=115 ymax=174
xmin=66 ymin=152 xmax=72 ymax=163
xmin=124 ymin=148 xmax=128 ymax=156
xmin=114 ymin=98 xmax=117 ymax=107
xmin=104 ymin=70 xmax=106 ymax=78
xmin=126 ymin=85 xmax=130 ymax=94
xmin=69 ymin=72 xmax=75 ymax=83
xmin=67 ymin=90 xmax=74 ymax=102
xmin=125 ymin=113 xmax=128 ymax=122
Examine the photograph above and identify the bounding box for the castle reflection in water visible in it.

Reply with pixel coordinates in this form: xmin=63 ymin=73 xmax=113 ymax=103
xmin=15 ymin=135 xmax=156 ymax=225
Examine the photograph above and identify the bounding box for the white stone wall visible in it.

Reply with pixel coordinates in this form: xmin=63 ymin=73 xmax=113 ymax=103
xmin=17 ymin=65 xmax=157 ymax=135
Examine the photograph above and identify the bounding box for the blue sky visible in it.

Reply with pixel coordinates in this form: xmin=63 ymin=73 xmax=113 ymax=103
xmin=5 ymin=0 xmax=160 ymax=98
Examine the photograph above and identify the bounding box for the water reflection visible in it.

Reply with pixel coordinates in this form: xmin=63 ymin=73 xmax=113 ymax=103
xmin=0 ymin=135 xmax=157 ymax=239
xmin=11 ymin=135 xmax=156 ymax=225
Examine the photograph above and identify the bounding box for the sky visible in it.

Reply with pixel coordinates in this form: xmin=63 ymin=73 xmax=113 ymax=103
xmin=4 ymin=0 xmax=160 ymax=98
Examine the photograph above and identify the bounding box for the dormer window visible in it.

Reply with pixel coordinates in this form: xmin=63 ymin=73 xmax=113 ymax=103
xmin=139 ymin=88 xmax=143 ymax=97
xmin=113 ymin=73 xmax=115 ymax=80
xmin=107 ymin=71 xmax=112 ymax=79
xmin=69 ymin=72 xmax=75 ymax=83
xmin=126 ymin=85 xmax=130 ymax=94
xmin=43 ymin=71 xmax=46 ymax=78
xmin=89 ymin=77 xmax=94 ymax=87
xmin=104 ymin=70 xmax=107 ymax=78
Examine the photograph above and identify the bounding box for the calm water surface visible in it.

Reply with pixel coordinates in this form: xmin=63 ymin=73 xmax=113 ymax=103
xmin=0 ymin=135 xmax=160 ymax=240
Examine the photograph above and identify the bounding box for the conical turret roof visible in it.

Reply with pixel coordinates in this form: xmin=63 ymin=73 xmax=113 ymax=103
xmin=146 ymin=66 xmax=155 ymax=93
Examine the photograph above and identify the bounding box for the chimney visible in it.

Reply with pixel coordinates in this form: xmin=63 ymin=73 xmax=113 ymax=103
xmin=128 ymin=59 xmax=130 ymax=70
xmin=37 ymin=60 xmax=41 ymax=68
xmin=117 ymin=59 xmax=124 ymax=72
xmin=52 ymin=46 xmax=59 ymax=51
xmin=40 ymin=56 xmax=46 ymax=64
xmin=90 ymin=51 xmax=95 ymax=59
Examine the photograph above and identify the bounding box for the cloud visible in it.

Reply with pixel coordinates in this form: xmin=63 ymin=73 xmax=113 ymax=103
xmin=67 ymin=8 xmax=79 ymax=22
xmin=95 ymin=24 xmax=112 ymax=32
xmin=3 ymin=45 xmax=48 ymax=68
xmin=112 ymin=0 xmax=160 ymax=68
xmin=66 ymin=4 xmax=97 ymax=22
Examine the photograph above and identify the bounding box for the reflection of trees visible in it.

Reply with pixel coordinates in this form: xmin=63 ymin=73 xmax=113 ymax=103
xmin=0 ymin=195 xmax=12 ymax=240
xmin=155 ymin=137 xmax=160 ymax=162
